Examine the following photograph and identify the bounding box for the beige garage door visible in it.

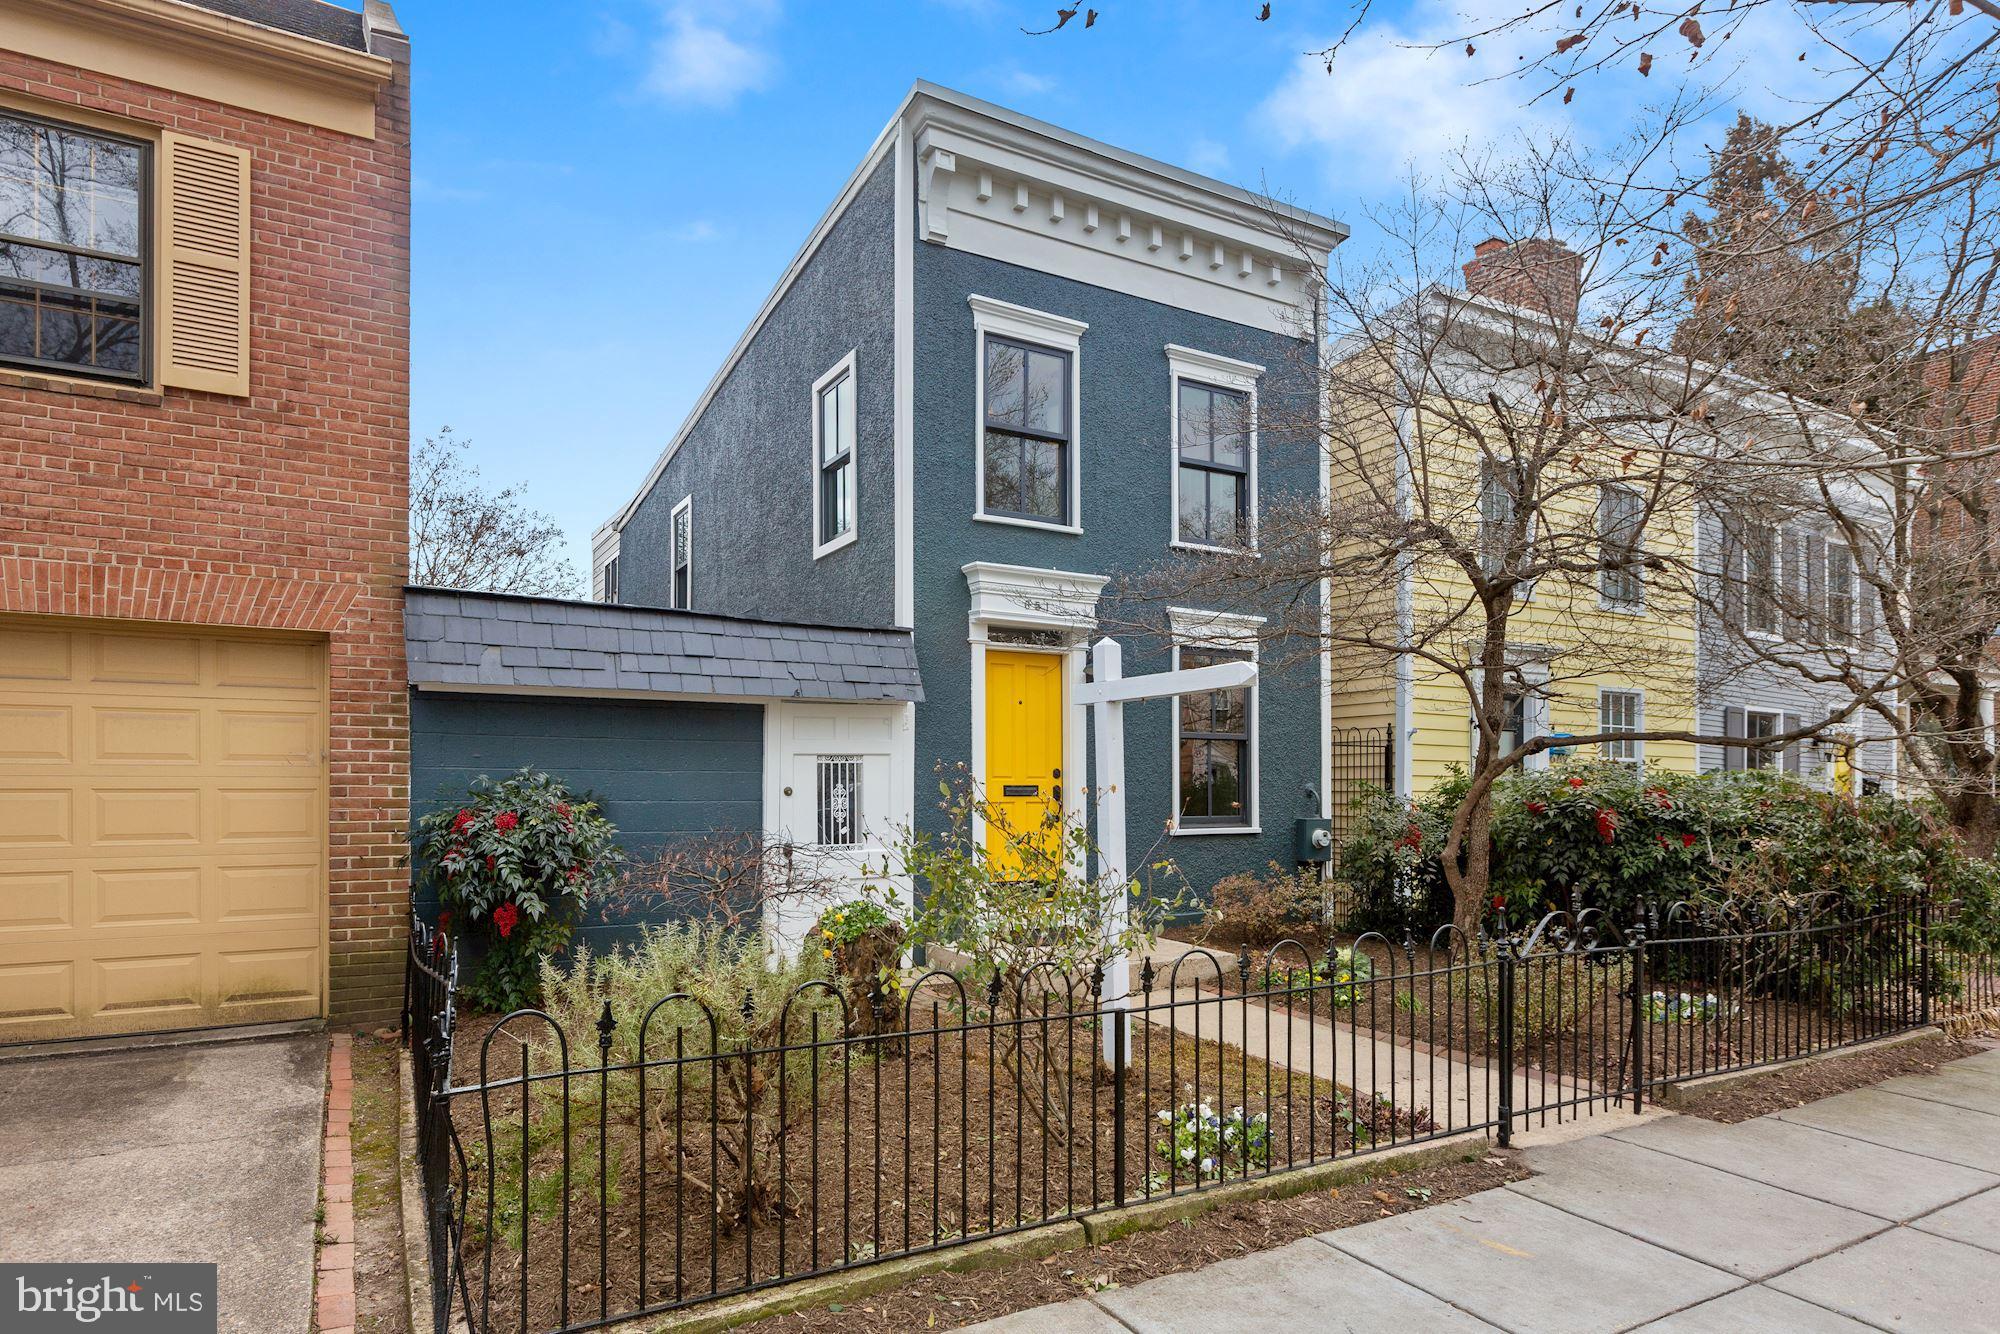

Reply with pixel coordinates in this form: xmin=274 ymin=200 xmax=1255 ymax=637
xmin=0 ymin=619 xmax=327 ymax=1043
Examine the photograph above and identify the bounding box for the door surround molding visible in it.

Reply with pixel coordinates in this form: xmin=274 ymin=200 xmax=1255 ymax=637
xmin=962 ymin=562 xmax=1104 ymax=854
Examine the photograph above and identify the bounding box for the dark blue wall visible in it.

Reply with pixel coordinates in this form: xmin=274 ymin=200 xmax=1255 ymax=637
xmin=409 ymin=691 xmax=763 ymax=952
xmin=910 ymin=244 xmax=1324 ymax=896
xmin=619 ymin=153 xmax=897 ymax=626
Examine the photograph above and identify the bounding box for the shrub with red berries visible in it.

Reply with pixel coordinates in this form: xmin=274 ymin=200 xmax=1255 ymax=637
xmin=413 ymin=768 xmax=622 ymax=1012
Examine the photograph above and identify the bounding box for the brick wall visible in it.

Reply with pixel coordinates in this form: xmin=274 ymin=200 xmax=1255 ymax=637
xmin=0 ymin=45 xmax=413 ymax=1023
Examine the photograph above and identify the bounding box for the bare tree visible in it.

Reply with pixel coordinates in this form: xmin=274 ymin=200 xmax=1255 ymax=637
xmin=1122 ymin=131 xmax=1895 ymax=934
xmin=408 ymin=427 xmax=582 ymax=597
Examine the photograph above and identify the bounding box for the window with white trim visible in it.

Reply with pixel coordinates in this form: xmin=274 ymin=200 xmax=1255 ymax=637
xmin=970 ymin=295 xmax=1086 ymax=531
xmin=670 ymin=496 xmax=692 ymax=610
xmin=599 ymin=556 xmax=619 ymax=605
xmin=812 ymin=353 xmax=856 ymax=556
xmin=1177 ymin=645 xmax=1252 ymax=828
xmin=1742 ymin=522 xmax=1779 ymax=636
xmin=1169 ymin=607 xmax=1263 ymax=833
xmin=1745 ymin=708 xmax=1781 ymax=769
xmin=1598 ymin=485 xmax=1644 ymax=608
xmin=982 ymin=335 xmax=1071 ymax=524
xmin=1599 ymin=689 xmax=1642 ymax=763
xmin=1176 ymin=382 xmax=1249 ymax=547
xmin=1479 ymin=459 xmax=1523 ymax=577
xmin=1826 ymin=541 xmax=1856 ymax=641
xmin=1167 ymin=346 xmax=1262 ymax=552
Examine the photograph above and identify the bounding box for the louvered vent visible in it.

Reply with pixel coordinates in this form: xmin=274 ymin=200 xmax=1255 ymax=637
xmin=160 ymin=133 xmax=250 ymax=396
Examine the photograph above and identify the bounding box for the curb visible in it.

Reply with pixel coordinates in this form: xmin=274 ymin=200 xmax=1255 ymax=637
xmin=638 ymin=1135 xmax=1491 ymax=1333
xmin=1654 ymin=1026 xmax=1945 ymax=1107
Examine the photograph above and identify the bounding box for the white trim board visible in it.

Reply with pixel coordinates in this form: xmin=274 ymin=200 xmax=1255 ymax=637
xmin=1166 ymin=343 xmax=1262 ymax=555
xmin=1168 ymin=607 xmax=1265 ymax=837
xmin=810 ymin=349 xmax=860 ymax=560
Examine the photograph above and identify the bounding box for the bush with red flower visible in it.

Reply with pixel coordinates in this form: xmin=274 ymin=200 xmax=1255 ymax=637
xmin=413 ymin=768 xmax=622 ymax=1013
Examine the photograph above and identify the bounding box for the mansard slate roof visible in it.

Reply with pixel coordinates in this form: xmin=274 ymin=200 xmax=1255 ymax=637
xmin=175 ymin=0 xmax=369 ymax=51
xmin=405 ymin=588 xmax=924 ymax=704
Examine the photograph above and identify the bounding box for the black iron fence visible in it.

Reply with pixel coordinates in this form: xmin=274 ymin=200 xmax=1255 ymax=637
xmin=404 ymin=893 xmax=1995 ymax=1334
xmin=1328 ymin=725 xmax=1395 ymax=855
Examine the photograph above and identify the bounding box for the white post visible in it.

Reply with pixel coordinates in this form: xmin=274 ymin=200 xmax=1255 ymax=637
xmin=1091 ymin=635 xmax=1132 ymax=1066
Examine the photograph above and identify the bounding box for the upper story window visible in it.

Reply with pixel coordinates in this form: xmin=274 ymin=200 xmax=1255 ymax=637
xmin=670 ymin=496 xmax=693 ymax=610
xmin=813 ymin=352 xmax=857 ymax=558
xmin=1478 ymin=459 xmax=1523 ymax=578
xmin=1741 ymin=522 xmax=1780 ymax=636
xmin=0 ymin=112 xmax=146 ymax=381
xmin=983 ymin=336 xmax=1070 ymax=523
xmin=599 ymin=555 xmax=620 ymax=604
xmin=970 ymin=295 xmax=1087 ymax=533
xmin=1825 ymin=541 xmax=1856 ymax=641
xmin=1598 ymin=484 xmax=1645 ymax=608
xmin=1168 ymin=345 xmax=1262 ymax=552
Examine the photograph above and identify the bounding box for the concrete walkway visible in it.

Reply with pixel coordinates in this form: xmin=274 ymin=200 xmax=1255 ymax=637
xmin=0 ymin=1033 xmax=327 ymax=1334
xmin=963 ymin=1045 xmax=2000 ymax=1332
xmin=1139 ymin=938 xmax=1596 ymax=1134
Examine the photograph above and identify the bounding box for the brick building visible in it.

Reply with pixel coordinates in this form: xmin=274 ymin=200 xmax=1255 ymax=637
xmin=0 ymin=0 xmax=411 ymax=1039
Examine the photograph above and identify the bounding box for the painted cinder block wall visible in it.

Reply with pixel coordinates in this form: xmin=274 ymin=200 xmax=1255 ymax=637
xmin=911 ymin=245 xmax=1327 ymax=892
xmin=0 ymin=39 xmax=414 ymax=1022
xmin=409 ymin=692 xmax=763 ymax=955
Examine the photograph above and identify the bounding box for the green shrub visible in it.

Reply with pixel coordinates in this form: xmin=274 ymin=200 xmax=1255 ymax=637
xmin=412 ymin=769 xmax=622 ymax=1012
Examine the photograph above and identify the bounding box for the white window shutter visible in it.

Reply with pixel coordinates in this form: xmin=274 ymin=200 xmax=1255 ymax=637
xmin=158 ymin=132 xmax=251 ymax=396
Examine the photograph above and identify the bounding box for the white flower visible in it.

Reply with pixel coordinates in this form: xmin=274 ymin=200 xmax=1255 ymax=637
xmin=1157 ymin=1109 xmax=1171 ymax=1123
xmin=1199 ymin=1157 xmax=1214 ymax=1173
xmin=1181 ymin=1147 xmax=1196 ymax=1162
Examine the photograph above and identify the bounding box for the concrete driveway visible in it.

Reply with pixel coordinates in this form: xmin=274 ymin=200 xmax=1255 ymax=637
xmin=0 ymin=1033 xmax=326 ymax=1334
xmin=969 ymin=1045 xmax=2000 ymax=1332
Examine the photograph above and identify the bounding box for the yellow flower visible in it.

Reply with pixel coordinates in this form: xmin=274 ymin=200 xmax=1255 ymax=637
xmin=822 ymin=949 xmax=833 ymax=959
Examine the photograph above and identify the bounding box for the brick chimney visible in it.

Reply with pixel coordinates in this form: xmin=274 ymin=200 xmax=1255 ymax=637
xmin=1461 ymin=236 xmax=1583 ymax=322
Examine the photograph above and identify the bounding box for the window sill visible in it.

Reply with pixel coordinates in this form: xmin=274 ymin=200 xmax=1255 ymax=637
xmin=1171 ymin=825 xmax=1261 ymax=838
xmin=1597 ymin=598 xmax=1645 ymax=616
xmin=1170 ymin=540 xmax=1261 ymax=559
xmin=0 ymin=364 xmax=162 ymax=405
xmin=813 ymin=529 xmax=859 ymax=561
xmin=974 ymin=513 xmax=1083 ymax=536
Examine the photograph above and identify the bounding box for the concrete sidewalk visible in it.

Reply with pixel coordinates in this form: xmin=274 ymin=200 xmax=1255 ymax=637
xmin=964 ymin=1045 xmax=2000 ymax=1332
xmin=0 ymin=1033 xmax=328 ymax=1334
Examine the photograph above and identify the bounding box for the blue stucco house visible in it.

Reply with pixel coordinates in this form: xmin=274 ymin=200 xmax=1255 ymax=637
xmin=593 ymin=83 xmax=1348 ymax=905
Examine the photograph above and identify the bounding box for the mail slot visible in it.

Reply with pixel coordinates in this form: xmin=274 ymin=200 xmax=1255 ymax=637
xmin=1002 ymin=784 xmax=1040 ymax=797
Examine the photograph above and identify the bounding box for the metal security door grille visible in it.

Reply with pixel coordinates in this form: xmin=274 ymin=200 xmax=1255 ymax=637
xmin=815 ymin=756 xmax=861 ymax=846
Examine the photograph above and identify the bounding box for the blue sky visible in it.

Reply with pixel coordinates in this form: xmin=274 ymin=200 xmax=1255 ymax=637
xmin=392 ymin=0 xmax=1800 ymax=580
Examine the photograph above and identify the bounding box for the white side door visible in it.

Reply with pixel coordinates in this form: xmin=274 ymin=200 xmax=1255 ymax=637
xmin=762 ymin=701 xmax=914 ymax=953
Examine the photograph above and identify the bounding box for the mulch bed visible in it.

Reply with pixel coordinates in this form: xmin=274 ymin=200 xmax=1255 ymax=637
xmin=1668 ymin=1033 xmax=1987 ymax=1123
xmin=440 ymin=1008 xmax=1436 ymax=1334
xmin=739 ymin=1148 xmax=1528 ymax=1332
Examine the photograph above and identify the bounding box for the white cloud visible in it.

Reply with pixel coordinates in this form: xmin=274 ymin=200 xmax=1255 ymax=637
xmin=996 ymin=65 xmax=1056 ymax=98
xmin=640 ymin=2 xmax=778 ymax=109
xmin=1261 ymin=19 xmax=1563 ymax=185
xmin=664 ymin=219 xmax=722 ymax=243
xmin=1185 ymin=136 xmax=1232 ymax=177
xmin=1261 ymin=0 xmax=1840 ymax=190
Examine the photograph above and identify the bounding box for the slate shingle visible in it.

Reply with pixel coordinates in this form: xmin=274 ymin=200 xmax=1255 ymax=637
xmin=407 ymin=589 xmax=923 ymax=704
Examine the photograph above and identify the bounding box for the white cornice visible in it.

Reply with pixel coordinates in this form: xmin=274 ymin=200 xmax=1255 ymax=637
xmin=962 ymin=561 xmax=1108 ymax=631
xmin=909 ymin=84 xmax=1342 ymax=336
xmin=1167 ymin=606 xmax=1266 ymax=652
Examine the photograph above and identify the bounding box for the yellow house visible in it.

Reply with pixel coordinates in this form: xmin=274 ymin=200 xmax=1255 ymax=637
xmin=1325 ymin=239 xmax=1701 ymax=806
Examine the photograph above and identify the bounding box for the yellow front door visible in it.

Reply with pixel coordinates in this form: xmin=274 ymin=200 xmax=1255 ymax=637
xmin=984 ymin=649 xmax=1064 ymax=874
